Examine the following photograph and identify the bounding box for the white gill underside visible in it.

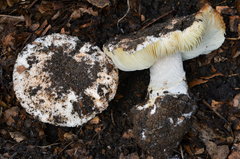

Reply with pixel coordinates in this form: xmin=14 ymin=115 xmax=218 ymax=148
xmin=137 ymin=52 xmax=188 ymax=110
xmin=103 ymin=5 xmax=225 ymax=72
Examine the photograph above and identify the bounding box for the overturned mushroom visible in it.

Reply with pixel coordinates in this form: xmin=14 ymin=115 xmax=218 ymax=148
xmin=103 ymin=4 xmax=225 ymax=158
xmin=13 ymin=33 xmax=118 ymax=127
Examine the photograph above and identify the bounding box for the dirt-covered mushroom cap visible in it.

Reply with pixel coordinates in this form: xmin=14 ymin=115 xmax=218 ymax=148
xmin=103 ymin=4 xmax=225 ymax=71
xmin=13 ymin=33 xmax=118 ymax=127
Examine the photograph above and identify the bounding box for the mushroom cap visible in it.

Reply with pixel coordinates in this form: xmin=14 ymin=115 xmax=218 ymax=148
xmin=13 ymin=33 xmax=118 ymax=127
xmin=103 ymin=4 xmax=225 ymax=71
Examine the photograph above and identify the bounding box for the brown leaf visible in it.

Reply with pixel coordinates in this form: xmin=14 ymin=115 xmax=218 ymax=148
xmin=122 ymin=129 xmax=134 ymax=139
xmin=211 ymin=100 xmax=224 ymax=112
xmin=35 ymin=20 xmax=48 ymax=35
xmin=70 ymin=10 xmax=82 ymax=20
xmin=94 ymin=126 xmax=102 ymax=133
xmin=233 ymin=51 xmax=240 ymax=58
xmin=189 ymin=78 xmax=207 ymax=88
xmin=232 ymin=93 xmax=240 ymax=109
xmin=229 ymin=144 xmax=240 ymax=159
xmin=63 ymin=132 xmax=77 ymax=141
xmin=79 ymin=8 xmax=98 ymax=16
xmin=195 ymin=124 xmax=229 ymax=159
xmin=6 ymin=0 xmax=19 ymax=7
xmin=4 ymin=106 xmax=20 ymax=126
xmin=194 ymin=148 xmax=205 ymax=155
xmin=3 ymin=34 xmax=15 ymax=49
xmin=79 ymin=22 xmax=91 ymax=29
xmin=87 ymin=0 xmax=110 ymax=8
xmin=51 ymin=11 xmax=60 ymax=20
xmin=41 ymin=24 xmax=51 ymax=36
xmin=216 ymin=6 xmax=235 ymax=15
xmin=16 ymin=65 xmax=26 ymax=74
xmin=237 ymin=0 xmax=240 ymax=16
xmin=183 ymin=145 xmax=194 ymax=156
xmin=229 ymin=16 xmax=240 ymax=32
xmin=201 ymin=73 xmax=224 ymax=80
xmin=119 ymin=152 xmax=139 ymax=159
xmin=25 ymin=14 xmax=32 ymax=28
xmin=9 ymin=132 xmax=26 ymax=143
xmin=89 ymin=116 xmax=100 ymax=124
xmin=0 ymin=15 xmax=24 ymax=24
xmin=29 ymin=23 xmax=40 ymax=31
xmin=198 ymin=50 xmax=217 ymax=66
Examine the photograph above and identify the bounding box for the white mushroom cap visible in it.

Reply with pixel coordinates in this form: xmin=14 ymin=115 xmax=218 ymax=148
xmin=103 ymin=4 xmax=225 ymax=71
xmin=13 ymin=33 xmax=118 ymax=127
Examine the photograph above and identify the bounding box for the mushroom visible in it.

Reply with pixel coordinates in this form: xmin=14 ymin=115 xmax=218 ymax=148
xmin=13 ymin=33 xmax=118 ymax=127
xmin=103 ymin=4 xmax=225 ymax=158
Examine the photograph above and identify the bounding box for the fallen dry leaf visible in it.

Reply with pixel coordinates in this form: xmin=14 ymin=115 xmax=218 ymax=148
xmin=216 ymin=6 xmax=235 ymax=15
xmin=16 ymin=65 xmax=26 ymax=74
xmin=3 ymin=34 xmax=16 ymax=49
xmin=89 ymin=116 xmax=100 ymax=125
xmin=197 ymin=126 xmax=229 ymax=159
xmin=229 ymin=16 xmax=240 ymax=32
xmin=189 ymin=73 xmax=224 ymax=88
xmin=51 ymin=11 xmax=60 ymax=20
xmin=237 ymin=0 xmax=240 ymax=16
xmin=69 ymin=7 xmax=98 ymax=23
xmin=63 ymin=132 xmax=77 ymax=141
xmin=0 ymin=15 xmax=24 ymax=23
xmin=233 ymin=51 xmax=240 ymax=58
xmin=122 ymin=129 xmax=134 ymax=139
xmin=228 ymin=144 xmax=240 ymax=159
xmin=184 ymin=145 xmax=194 ymax=156
xmin=29 ymin=23 xmax=40 ymax=31
xmin=9 ymin=132 xmax=26 ymax=143
xmin=87 ymin=0 xmax=110 ymax=8
xmin=25 ymin=14 xmax=32 ymax=28
xmin=119 ymin=152 xmax=139 ymax=159
xmin=202 ymin=73 xmax=224 ymax=80
xmin=80 ymin=8 xmax=98 ymax=16
xmin=94 ymin=126 xmax=102 ymax=133
xmin=211 ymin=100 xmax=224 ymax=112
xmin=6 ymin=0 xmax=19 ymax=7
xmin=194 ymin=148 xmax=205 ymax=155
xmin=198 ymin=50 xmax=217 ymax=66
xmin=214 ymin=56 xmax=227 ymax=63
xmin=4 ymin=106 xmax=20 ymax=126
xmin=189 ymin=78 xmax=207 ymax=88
xmin=41 ymin=24 xmax=51 ymax=36
xmin=232 ymin=93 xmax=240 ymax=109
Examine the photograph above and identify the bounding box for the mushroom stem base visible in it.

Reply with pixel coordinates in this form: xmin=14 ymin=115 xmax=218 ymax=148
xmin=131 ymin=94 xmax=197 ymax=159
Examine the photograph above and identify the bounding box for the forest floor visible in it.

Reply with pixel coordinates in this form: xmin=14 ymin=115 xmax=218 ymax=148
xmin=0 ymin=0 xmax=240 ymax=158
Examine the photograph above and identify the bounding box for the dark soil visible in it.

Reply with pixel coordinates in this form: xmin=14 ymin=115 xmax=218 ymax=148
xmin=0 ymin=0 xmax=239 ymax=158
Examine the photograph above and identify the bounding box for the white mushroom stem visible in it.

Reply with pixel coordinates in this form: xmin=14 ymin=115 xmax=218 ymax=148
xmin=137 ymin=52 xmax=188 ymax=110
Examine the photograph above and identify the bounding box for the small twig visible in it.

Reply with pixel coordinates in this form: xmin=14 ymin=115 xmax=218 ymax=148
xmin=111 ymin=109 xmax=116 ymax=125
xmin=202 ymin=99 xmax=229 ymax=124
xmin=21 ymin=33 xmax=32 ymax=48
xmin=37 ymin=142 xmax=61 ymax=149
xmin=215 ymin=0 xmax=227 ymax=6
xmin=226 ymin=37 xmax=240 ymax=40
xmin=117 ymin=0 xmax=130 ymax=28
xmin=139 ymin=9 xmax=175 ymax=31
xmin=58 ymin=141 xmax=75 ymax=155
xmin=27 ymin=0 xmax=38 ymax=10
xmin=9 ymin=152 xmax=17 ymax=159
xmin=180 ymin=145 xmax=184 ymax=159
